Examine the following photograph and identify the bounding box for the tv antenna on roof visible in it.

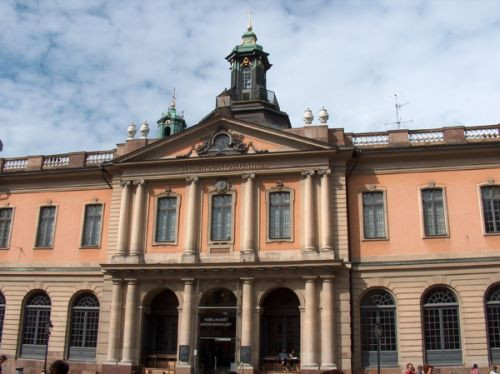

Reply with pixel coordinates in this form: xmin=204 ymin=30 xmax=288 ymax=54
xmin=385 ymin=94 xmax=413 ymax=129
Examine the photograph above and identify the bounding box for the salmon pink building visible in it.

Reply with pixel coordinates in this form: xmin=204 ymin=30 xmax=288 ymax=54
xmin=0 ymin=26 xmax=499 ymax=374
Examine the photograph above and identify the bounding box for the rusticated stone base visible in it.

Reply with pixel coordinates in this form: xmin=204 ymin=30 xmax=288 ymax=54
xmin=102 ymin=363 xmax=139 ymax=374
xmin=174 ymin=365 xmax=193 ymax=374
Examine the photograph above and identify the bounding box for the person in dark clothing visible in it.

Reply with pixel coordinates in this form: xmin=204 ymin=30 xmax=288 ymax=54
xmin=49 ymin=360 xmax=69 ymax=374
xmin=0 ymin=355 xmax=7 ymax=374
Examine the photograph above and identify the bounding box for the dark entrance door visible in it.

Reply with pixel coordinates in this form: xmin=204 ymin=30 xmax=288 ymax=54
xmin=198 ymin=288 xmax=237 ymax=373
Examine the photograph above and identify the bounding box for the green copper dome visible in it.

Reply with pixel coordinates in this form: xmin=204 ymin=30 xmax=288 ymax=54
xmin=156 ymin=93 xmax=187 ymax=138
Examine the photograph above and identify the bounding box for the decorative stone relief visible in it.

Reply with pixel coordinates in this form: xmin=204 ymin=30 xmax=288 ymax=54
xmin=195 ymin=127 xmax=266 ymax=156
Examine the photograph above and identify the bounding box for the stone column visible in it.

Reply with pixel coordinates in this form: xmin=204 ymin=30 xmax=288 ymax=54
xmin=178 ymin=278 xmax=194 ymax=365
xmin=121 ymin=279 xmax=138 ymax=364
xmin=302 ymin=276 xmax=318 ymax=369
xmin=184 ymin=177 xmax=199 ymax=262
xmin=115 ymin=181 xmax=131 ymax=258
xmin=106 ymin=279 xmax=123 ymax=362
xmin=240 ymin=278 xmax=254 ymax=367
xmin=301 ymin=170 xmax=316 ymax=252
xmin=318 ymin=169 xmax=333 ymax=251
xmin=242 ymin=174 xmax=256 ymax=260
xmin=320 ymin=276 xmax=336 ymax=369
xmin=129 ymin=180 xmax=146 ymax=259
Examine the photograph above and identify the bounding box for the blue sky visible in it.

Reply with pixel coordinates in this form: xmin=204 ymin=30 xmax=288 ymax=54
xmin=1 ymin=0 xmax=500 ymax=157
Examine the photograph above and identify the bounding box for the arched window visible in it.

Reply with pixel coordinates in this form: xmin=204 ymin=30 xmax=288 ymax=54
xmin=0 ymin=292 xmax=5 ymax=343
xmin=69 ymin=293 xmax=100 ymax=360
xmin=422 ymin=287 xmax=462 ymax=365
xmin=486 ymin=285 xmax=500 ymax=363
xmin=241 ymin=67 xmax=252 ymax=90
xmin=21 ymin=292 xmax=51 ymax=358
xmin=360 ymin=290 xmax=397 ymax=367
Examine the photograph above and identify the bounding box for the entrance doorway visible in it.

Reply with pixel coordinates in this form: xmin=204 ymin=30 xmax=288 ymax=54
xmin=142 ymin=289 xmax=178 ymax=368
xmin=260 ymin=288 xmax=300 ymax=366
xmin=198 ymin=288 xmax=236 ymax=373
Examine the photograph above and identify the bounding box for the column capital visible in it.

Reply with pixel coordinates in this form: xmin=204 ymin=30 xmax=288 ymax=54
xmin=320 ymin=275 xmax=335 ymax=281
xmin=120 ymin=180 xmax=132 ymax=187
xmin=186 ymin=175 xmax=199 ymax=184
xmin=241 ymin=277 xmax=254 ymax=283
xmin=317 ymin=168 xmax=331 ymax=176
xmin=132 ymin=179 xmax=145 ymax=186
xmin=124 ymin=278 xmax=137 ymax=285
xmin=112 ymin=279 xmax=123 ymax=285
xmin=303 ymin=275 xmax=318 ymax=282
xmin=242 ymin=173 xmax=255 ymax=180
xmin=301 ymin=169 xmax=316 ymax=177
xmin=181 ymin=277 xmax=195 ymax=284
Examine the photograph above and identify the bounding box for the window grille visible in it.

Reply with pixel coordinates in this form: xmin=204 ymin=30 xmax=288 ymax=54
xmin=69 ymin=293 xmax=100 ymax=360
xmin=81 ymin=204 xmax=103 ymax=246
xmin=0 ymin=292 xmax=5 ymax=343
xmin=487 ymin=285 xmax=500 ymax=363
xmin=422 ymin=189 xmax=447 ymax=236
xmin=0 ymin=208 xmax=13 ymax=248
xmin=241 ymin=67 xmax=252 ymax=90
xmin=21 ymin=292 xmax=51 ymax=358
xmin=362 ymin=192 xmax=386 ymax=238
xmin=360 ymin=290 xmax=397 ymax=367
xmin=423 ymin=287 xmax=462 ymax=365
xmin=35 ymin=206 xmax=56 ymax=247
xmin=155 ymin=197 xmax=177 ymax=242
xmin=269 ymin=192 xmax=291 ymax=239
xmin=211 ymin=194 xmax=232 ymax=241
xmin=482 ymin=186 xmax=500 ymax=233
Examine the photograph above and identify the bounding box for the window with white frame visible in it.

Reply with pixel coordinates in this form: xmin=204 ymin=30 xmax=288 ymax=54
xmin=155 ymin=196 xmax=177 ymax=243
xmin=360 ymin=289 xmax=397 ymax=367
xmin=0 ymin=292 xmax=5 ymax=344
xmin=241 ymin=67 xmax=252 ymax=90
xmin=422 ymin=188 xmax=447 ymax=236
xmin=486 ymin=284 xmax=500 ymax=363
xmin=81 ymin=204 xmax=103 ymax=247
xmin=422 ymin=287 xmax=462 ymax=365
xmin=362 ymin=191 xmax=386 ymax=239
xmin=21 ymin=292 xmax=51 ymax=358
xmin=69 ymin=293 xmax=100 ymax=360
xmin=211 ymin=194 xmax=232 ymax=241
xmin=0 ymin=207 xmax=13 ymax=248
xmin=482 ymin=186 xmax=500 ymax=233
xmin=35 ymin=206 xmax=56 ymax=247
xmin=269 ymin=191 xmax=291 ymax=239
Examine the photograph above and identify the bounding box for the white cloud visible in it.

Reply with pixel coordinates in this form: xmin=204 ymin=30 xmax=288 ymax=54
xmin=0 ymin=0 xmax=500 ymax=157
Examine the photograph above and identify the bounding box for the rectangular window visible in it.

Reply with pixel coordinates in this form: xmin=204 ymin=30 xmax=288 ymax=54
xmin=422 ymin=189 xmax=447 ymax=236
xmin=81 ymin=204 xmax=103 ymax=247
xmin=0 ymin=208 xmax=13 ymax=248
xmin=35 ymin=206 xmax=56 ymax=247
xmin=362 ymin=191 xmax=386 ymax=239
xmin=482 ymin=186 xmax=500 ymax=233
xmin=269 ymin=191 xmax=291 ymax=239
xmin=211 ymin=194 xmax=232 ymax=241
xmin=155 ymin=197 xmax=177 ymax=242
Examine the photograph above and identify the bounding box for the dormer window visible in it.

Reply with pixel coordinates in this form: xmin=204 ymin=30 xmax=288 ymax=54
xmin=241 ymin=67 xmax=252 ymax=90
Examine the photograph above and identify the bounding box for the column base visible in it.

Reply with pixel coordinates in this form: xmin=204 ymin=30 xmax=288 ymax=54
xmin=175 ymin=364 xmax=193 ymax=374
xmin=181 ymin=252 xmax=198 ymax=263
xmin=240 ymin=250 xmax=256 ymax=262
xmin=320 ymin=245 xmax=333 ymax=252
xmin=302 ymin=248 xmax=318 ymax=259
xmin=102 ymin=363 xmax=137 ymax=374
xmin=238 ymin=364 xmax=255 ymax=374
xmin=111 ymin=254 xmax=126 ymax=263
xmin=320 ymin=363 xmax=338 ymax=371
xmin=123 ymin=254 xmax=144 ymax=263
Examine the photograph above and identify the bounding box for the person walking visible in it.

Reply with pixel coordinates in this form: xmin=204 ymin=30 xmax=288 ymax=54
xmin=405 ymin=363 xmax=416 ymax=374
xmin=471 ymin=364 xmax=479 ymax=374
xmin=0 ymin=355 xmax=7 ymax=374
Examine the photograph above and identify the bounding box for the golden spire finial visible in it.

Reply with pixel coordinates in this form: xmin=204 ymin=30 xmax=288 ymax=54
xmin=170 ymin=88 xmax=176 ymax=109
xmin=247 ymin=10 xmax=252 ymax=31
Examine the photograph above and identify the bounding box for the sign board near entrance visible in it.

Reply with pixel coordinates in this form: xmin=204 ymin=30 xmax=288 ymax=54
xmin=179 ymin=345 xmax=189 ymax=362
xmin=240 ymin=346 xmax=251 ymax=364
xmin=200 ymin=316 xmax=232 ymax=327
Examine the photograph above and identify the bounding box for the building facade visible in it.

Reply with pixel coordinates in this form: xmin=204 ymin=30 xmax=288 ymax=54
xmin=0 ymin=26 xmax=499 ymax=374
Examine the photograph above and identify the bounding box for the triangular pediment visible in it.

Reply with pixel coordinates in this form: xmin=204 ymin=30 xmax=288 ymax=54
xmin=114 ymin=116 xmax=332 ymax=164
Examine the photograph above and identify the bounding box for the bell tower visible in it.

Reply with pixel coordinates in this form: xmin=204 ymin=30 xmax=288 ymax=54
xmin=156 ymin=90 xmax=187 ymax=138
xmin=221 ymin=17 xmax=291 ymax=129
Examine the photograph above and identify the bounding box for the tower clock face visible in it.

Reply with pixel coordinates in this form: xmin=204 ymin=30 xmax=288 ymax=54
xmin=214 ymin=133 xmax=231 ymax=151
